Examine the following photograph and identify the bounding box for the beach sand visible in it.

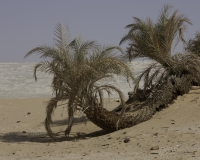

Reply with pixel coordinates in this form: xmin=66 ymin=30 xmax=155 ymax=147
xmin=0 ymin=87 xmax=200 ymax=160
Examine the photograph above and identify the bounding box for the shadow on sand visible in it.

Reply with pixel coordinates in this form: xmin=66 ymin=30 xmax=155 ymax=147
xmin=0 ymin=116 xmax=111 ymax=143
xmin=0 ymin=130 xmax=111 ymax=143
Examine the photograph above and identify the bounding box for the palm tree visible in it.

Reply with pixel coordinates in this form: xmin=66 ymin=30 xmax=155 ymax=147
xmin=24 ymin=5 xmax=200 ymax=141
xmin=120 ymin=4 xmax=200 ymax=94
xmin=185 ymin=31 xmax=200 ymax=56
xmin=106 ymin=4 xmax=200 ymax=130
xmin=25 ymin=24 xmax=134 ymax=140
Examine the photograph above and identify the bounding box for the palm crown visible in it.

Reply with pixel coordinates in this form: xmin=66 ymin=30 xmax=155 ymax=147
xmin=120 ymin=5 xmax=200 ymax=93
xmin=25 ymin=23 xmax=134 ymax=140
xmin=120 ymin=5 xmax=191 ymax=65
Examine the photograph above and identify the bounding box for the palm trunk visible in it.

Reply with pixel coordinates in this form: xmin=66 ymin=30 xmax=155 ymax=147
xmin=84 ymin=104 xmax=155 ymax=131
xmin=84 ymin=76 xmax=191 ymax=131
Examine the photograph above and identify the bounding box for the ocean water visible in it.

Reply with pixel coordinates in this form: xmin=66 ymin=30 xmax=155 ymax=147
xmin=0 ymin=61 xmax=152 ymax=99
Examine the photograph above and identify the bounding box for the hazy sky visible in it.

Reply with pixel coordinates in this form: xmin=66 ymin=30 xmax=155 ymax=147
xmin=1 ymin=0 xmax=200 ymax=62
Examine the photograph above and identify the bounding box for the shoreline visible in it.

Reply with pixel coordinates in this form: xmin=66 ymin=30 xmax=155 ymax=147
xmin=0 ymin=61 xmax=153 ymax=99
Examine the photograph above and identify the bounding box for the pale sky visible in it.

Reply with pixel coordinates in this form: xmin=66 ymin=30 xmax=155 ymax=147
xmin=0 ymin=0 xmax=200 ymax=62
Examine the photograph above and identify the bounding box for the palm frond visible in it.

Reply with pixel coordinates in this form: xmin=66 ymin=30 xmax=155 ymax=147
xmin=185 ymin=31 xmax=200 ymax=56
xmin=91 ymin=84 xmax=126 ymax=130
xmin=54 ymin=23 xmax=71 ymax=51
xmin=45 ymin=97 xmax=59 ymax=140
xmin=120 ymin=5 xmax=191 ymax=67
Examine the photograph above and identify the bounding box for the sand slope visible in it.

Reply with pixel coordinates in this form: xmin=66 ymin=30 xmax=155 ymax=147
xmin=0 ymin=87 xmax=200 ymax=160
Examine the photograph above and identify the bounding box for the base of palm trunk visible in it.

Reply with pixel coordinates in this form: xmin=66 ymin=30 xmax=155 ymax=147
xmin=84 ymin=76 xmax=192 ymax=132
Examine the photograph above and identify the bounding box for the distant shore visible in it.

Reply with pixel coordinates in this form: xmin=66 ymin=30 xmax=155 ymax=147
xmin=0 ymin=61 xmax=152 ymax=99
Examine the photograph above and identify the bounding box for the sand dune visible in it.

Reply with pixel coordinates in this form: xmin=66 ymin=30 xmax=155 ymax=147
xmin=0 ymin=87 xmax=200 ymax=159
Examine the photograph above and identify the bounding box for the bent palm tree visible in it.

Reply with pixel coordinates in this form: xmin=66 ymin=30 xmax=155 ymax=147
xmin=24 ymin=5 xmax=200 ymax=141
xmin=25 ymin=24 xmax=134 ymax=140
xmin=109 ymin=5 xmax=200 ymax=131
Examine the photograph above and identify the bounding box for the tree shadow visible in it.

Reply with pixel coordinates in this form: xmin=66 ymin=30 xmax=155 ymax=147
xmin=87 ymin=130 xmax=111 ymax=137
xmin=0 ymin=131 xmax=54 ymax=143
xmin=0 ymin=130 xmax=111 ymax=144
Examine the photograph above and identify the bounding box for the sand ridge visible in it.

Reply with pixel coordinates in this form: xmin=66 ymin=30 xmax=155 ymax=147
xmin=0 ymin=87 xmax=200 ymax=159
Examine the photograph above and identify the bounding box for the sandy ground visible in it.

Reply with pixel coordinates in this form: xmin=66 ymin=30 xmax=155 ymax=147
xmin=0 ymin=87 xmax=200 ymax=160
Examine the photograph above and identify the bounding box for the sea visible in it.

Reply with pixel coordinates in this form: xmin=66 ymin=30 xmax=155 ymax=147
xmin=0 ymin=61 xmax=152 ymax=99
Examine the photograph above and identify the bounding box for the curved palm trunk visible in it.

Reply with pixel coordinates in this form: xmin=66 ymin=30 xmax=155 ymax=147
xmin=45 ymin=76 xmax=192 ymax=141
xmin=84 ymin=76 xmax=191 ymax=131
xmin=84 ymin=104 xmax=155 ymax=131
